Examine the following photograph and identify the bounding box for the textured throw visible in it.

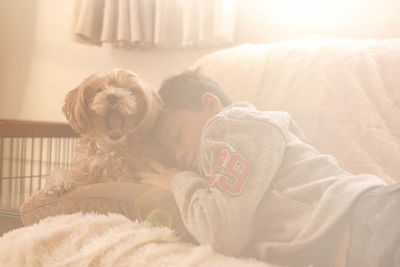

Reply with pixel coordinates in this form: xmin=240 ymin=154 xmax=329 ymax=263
xmin=0 ymin=213 xmax=270 ymax=267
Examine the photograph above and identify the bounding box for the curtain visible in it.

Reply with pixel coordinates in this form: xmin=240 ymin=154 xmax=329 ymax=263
xmin=72 ymin=0 xmax=238 ymax=48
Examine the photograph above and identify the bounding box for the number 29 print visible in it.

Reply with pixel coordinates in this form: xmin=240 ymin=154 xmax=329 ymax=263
xmin=208 ymin=149 xmax=251 ymax=196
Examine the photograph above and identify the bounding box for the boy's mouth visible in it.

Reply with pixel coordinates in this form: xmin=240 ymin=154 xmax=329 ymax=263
xmin=190 ymin=158 xmax=198 ymax=170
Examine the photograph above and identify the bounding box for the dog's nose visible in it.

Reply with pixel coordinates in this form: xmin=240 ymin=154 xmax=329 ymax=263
xmin=106 ymin=94 xmax=119 ymax=105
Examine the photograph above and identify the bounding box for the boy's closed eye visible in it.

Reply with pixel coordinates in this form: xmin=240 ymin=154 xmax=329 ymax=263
xmin=163 ymin=126 xmax=179 ymax=152
xmin=174 ymin=129 xmax=182 ymax=145
xmin=164 ymin=126 xmax=171 ymax=142
xmin=164 ymin=126 xmax=176 ymax=148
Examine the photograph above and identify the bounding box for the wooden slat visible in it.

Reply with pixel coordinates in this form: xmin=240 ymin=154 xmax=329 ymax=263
xmin=0 ymin=206 xmax=20 ymax=216
xmin=0 ymin=120 xmax=79 ymax=137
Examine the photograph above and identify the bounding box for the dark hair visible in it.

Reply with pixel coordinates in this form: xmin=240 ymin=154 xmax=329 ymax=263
xmin=158 ymin=70 xmax=232 ymax=110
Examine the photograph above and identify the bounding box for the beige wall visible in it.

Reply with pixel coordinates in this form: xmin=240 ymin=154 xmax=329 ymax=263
xmin=1 ymin=0 xmax=400 ymax=122
xmin=0 ymin=0 xmax=219 ymax=122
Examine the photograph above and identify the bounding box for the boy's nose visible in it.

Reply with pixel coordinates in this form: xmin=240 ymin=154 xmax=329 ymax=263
xmin=175 ymin=148 xmax=187 ymax=168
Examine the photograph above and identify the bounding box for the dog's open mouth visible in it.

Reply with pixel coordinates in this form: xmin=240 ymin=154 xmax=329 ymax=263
xmin=106 ymin=109 xmax=125 ymax=140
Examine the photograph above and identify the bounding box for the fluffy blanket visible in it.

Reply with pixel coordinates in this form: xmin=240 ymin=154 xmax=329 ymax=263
xmin=191 ymin=38 xmax=400 ymax=183
xmin=0 ymin=213 xmax=270 ymax=267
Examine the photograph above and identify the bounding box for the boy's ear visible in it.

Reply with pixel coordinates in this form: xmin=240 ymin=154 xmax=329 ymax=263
xmin=201 ymin=93 xmax=222 ymax=114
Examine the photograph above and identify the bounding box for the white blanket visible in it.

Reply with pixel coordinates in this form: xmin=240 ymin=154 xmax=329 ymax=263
xmin=0 ymin=213 xmax=270 ymax=267
xmin=190 ymin=38 xmax=400 ymax=183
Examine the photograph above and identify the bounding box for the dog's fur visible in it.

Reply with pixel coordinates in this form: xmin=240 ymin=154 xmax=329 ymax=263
xmin=45 ymin=69 xmax=161 ymax=195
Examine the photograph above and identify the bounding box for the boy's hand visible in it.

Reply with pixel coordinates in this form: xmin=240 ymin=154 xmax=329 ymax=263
xmin=136 ymin=160 xmax=180 ymax=190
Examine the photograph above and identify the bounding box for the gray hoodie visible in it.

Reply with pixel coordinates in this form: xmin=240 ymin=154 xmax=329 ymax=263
xmin=171 ymin=102 xmax=386 ymax=262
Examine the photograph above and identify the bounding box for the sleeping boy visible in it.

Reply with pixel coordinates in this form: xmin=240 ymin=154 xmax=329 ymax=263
xmin=138 ymin=71 xmax=400 ymax=267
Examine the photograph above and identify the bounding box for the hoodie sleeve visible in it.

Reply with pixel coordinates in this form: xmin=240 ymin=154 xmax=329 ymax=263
xmin=171 ymin=113 xmax=287 ymax=256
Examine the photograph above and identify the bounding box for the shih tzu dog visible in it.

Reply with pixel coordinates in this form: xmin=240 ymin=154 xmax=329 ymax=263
xmin=44 ymin=69 xmax=161 ymax=195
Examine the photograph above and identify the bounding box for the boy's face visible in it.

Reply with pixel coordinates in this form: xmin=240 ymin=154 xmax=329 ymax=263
xmin=156 ymin=93 xmax=223 ymax=171
xmin=156 ymin=108 xmax=211 ymax=171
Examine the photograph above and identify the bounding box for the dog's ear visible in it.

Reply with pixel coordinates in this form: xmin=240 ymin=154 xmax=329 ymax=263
xmin=134 ymin=82 xmax=162 ymax=133
xmin=62 ymin=86 xmax=88 ymax=134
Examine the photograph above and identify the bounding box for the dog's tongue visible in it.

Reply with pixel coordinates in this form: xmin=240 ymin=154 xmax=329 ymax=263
xmin=108 ymin=110 xmax=122 ymax=137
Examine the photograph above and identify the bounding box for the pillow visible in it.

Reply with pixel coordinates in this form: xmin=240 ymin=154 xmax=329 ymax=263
xmin=19 ymin=182 xmax=194 ymax=242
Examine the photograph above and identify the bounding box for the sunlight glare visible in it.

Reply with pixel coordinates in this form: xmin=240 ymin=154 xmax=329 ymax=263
xmin=262 ymin=0 xmax=375 ymax=26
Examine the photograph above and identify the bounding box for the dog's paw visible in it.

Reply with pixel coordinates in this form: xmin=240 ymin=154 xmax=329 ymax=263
xmin=44 ymin=180 xmax=73 ymax=196
xmin=44 ymin=170 xmax=77 ymax=196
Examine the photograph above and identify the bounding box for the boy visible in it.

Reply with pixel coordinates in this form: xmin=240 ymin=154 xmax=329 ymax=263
xmin=138 ymin=71 xmax=400 ymax=267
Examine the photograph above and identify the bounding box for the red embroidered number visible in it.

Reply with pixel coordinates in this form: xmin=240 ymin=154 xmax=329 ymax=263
xmin=208 ymin=149 xmax=251 ymax=195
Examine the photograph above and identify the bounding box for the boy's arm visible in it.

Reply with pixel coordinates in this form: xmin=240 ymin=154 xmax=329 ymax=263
xmin=171 ymin=116 xmax=287 ymax=256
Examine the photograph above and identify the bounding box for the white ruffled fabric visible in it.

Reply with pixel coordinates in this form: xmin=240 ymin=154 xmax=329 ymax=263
xmin=72 ymin=0 xmax=238 ymax=48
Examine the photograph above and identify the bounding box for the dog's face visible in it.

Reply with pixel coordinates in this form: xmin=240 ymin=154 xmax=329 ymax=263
xmin=63 ymin=69 xmax=160 ymax=145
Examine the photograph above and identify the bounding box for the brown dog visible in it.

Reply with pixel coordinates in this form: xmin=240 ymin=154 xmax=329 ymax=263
xmin=45 ymin=69 xmax=161 ymax=195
